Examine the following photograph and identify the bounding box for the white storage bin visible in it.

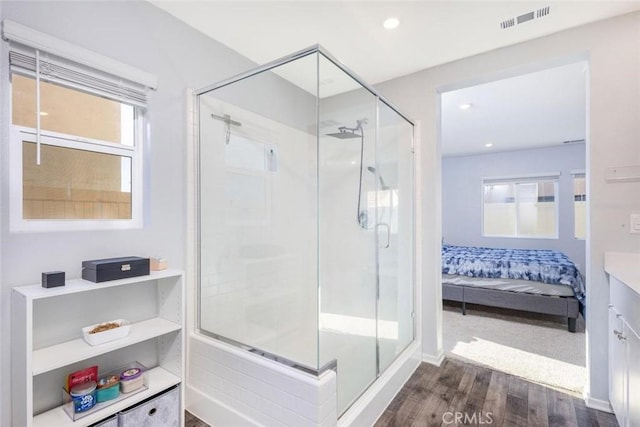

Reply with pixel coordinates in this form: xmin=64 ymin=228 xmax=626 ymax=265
xmin=118 ymin=386 xmax=179 ymax=427
xmin=91 ymin=414 xmax=118 ymax=427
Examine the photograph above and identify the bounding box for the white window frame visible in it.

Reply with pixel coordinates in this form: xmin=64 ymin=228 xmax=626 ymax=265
xmin=9 ymin=119 xmax=144 ymax=232
xmin=481 ymin=174 xmax=560 ymax=239
xmin=3 ymin=19 xmax=154 ymax=233
xmin=572 ymin=169 xmax=586 ymax=240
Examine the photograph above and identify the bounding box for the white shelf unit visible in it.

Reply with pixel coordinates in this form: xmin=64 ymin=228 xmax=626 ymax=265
xmin=12 ymin=269 xmax=185 ymax=427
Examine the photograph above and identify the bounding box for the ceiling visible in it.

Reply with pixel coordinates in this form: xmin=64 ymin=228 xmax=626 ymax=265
xmin=150 ymin=1 xmax=639 ymax=155
xmin=441 ymin=61 xmax=587 ymax=157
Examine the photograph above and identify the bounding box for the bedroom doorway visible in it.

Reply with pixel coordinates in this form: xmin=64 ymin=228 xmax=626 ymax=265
xmin=437 ymin=59 xmax=589 ymax=395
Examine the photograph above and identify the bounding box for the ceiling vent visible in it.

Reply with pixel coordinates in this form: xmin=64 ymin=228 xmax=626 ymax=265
xmin=500 ymin=18 xmax=515 ymax=29
xmin=563 ymin=139 xmax=585 ymax=144
xmin=500 ymin=6 xmax=550 ymax=30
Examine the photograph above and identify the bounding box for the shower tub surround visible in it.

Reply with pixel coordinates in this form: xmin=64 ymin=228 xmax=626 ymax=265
xmin=187 ymin=335 xmax=337 ymax=427
xmin=186 ymin=334 xmax=421 ymax=427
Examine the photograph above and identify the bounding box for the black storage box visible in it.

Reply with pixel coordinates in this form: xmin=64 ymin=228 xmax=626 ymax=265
xmin=42 ymin=271 xmax=65 ymax=288
xmin=82 ymin=257 xmax=150 ymax=283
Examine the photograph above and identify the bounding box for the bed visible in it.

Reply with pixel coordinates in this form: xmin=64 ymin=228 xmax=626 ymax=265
xmin=441 ymin=244 xmax=585 ymax=332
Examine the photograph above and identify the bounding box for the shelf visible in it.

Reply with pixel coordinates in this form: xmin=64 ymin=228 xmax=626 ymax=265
xmin=13 ymin=268 xmax=184 ymax=427
xmin=14 ymin=269 xmax=183 ymax=300
xmin=33 ymin=318 xmax=181 ymax=375
xmin=33 ymin=367 xmax=181 ymax=427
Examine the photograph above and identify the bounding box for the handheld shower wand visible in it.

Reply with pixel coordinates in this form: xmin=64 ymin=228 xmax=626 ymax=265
xmin=325 ymin=118 xmax=370 ymax=228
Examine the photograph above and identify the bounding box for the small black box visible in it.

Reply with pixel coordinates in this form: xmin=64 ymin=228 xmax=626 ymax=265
xmin=42 ymin=271 xmax=65 ymax=288
xmin=82 ymin=256 xmax=150 ymax=283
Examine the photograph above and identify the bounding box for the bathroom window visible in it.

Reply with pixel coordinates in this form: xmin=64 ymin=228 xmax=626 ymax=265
xmin=5 ymin=23 xmax=155 ymax=232
xmin=482 ymin=175 xmax=559 ymax=238
xmin=223 ymin=131 xmax=273 ymax=225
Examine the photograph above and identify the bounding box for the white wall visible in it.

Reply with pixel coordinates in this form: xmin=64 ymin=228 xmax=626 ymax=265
xmin=442 ymin=144 xmax=586 ymax=270
xmin=0 ymin=1 xmax=285 ymax=425
xmin=376 ymin=11 xmax=640 ymax=405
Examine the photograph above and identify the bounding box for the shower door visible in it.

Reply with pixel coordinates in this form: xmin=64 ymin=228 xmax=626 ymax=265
xmin=317 ymin=54 xmax=379 ymax=413
xmin=376 ymin=100 xmax=414 ymax=372
xmin=317 ymin=54 xmax=414 ymax=414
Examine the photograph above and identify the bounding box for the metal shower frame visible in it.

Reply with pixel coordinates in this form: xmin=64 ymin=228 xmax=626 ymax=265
xmin=193 ymin=44 xmax=416 ymax=379
xmin=194 ymin=44 xmax=414 ymax=126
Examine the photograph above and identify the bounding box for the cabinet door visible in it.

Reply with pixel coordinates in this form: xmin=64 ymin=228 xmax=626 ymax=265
xmin=609 ymin=306 xmax=626 ymax=424
xmin=627 ymin=325 xmax=640 ymax=427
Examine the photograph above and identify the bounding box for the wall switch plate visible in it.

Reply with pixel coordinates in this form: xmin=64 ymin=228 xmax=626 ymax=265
xmin=630 ymin=214 xmax=640 ymax=234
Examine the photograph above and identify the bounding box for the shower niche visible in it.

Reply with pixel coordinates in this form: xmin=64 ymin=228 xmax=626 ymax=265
xmin=193 ymin=46 xmax=416 ymax=423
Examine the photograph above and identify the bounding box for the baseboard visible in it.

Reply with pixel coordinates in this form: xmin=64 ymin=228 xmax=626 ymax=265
xmin=422 ymin=349 xmax=445 ymax=366
xmin=186 ymin=385 xmax=259 ymax=427
xmin=583 ymin=392 xmax=613 ymax=413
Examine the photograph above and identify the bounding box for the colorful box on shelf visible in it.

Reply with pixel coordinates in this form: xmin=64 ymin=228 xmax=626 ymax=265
xmin=96 ymin=374 xmax=120 ymax=403
xmin=82 ymin=319 xmax=131 ymax=346
xmin=62 ymin=361 xmax=148 ymax=422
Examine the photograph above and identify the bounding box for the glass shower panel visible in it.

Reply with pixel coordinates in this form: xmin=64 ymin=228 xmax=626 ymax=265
xmin=198 ymin=53 xmax=319 ymax=369
xmin=317 ymin=53 xmax=378 ymax=414
xmin=197 ymin=47 xmax=416 ymax=421
xmin=377 ymin=100 xmax=414 ymax=372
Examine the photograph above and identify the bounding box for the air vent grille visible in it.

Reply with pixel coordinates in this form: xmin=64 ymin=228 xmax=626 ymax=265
xmin=563 ymin=139 xmax=585 ymax=144
xmin=517 ymin=11 xmax=535 ymax=24
xmin=500 ymin=18 xmax=515 ymax=29
xmin=500 ymin=6 xmax=550 ymax=30
xmin=537 ymin=6 xmax=550 ymax=18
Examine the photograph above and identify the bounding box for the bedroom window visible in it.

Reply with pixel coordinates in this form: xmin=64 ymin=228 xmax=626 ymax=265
xmin=573 ymin=173 xmax=586 ymax=239
xmin=482 ymin=176 xmax=559 ymax=238
xmin=4 ymin=20 xmax=157 ymax=232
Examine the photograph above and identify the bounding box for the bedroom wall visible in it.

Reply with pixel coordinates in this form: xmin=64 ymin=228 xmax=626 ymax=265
xmin=442 ymin=143 xmax=586 ymax=270
xmin=376 ymin=11 xmax=640 ymax=407
xmin=0 ymin=2 xmax=315 ymax=425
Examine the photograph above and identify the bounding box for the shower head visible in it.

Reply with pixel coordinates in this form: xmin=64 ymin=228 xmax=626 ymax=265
xmin=325 ymin=118 xmax=368 ymax=139
xmin=367 ymin=166 xmax=389 ymax=189
xmin=326 ymin=126 xmax=361 ymax=139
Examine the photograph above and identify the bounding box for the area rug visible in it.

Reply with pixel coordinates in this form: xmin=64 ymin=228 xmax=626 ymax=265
xmin=442 ymin=302 xmax=586 ymax=395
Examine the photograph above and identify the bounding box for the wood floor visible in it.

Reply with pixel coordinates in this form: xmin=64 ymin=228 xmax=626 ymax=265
xmin=375 ymin=358 xmax=618 ymax=427
xmin=185 ymin=358 xmax=618 ymax=427
xmin=185 ymin=410 xmax=209 ymax=427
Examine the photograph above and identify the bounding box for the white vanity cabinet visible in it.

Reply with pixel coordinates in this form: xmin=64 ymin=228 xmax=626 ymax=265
xmin=608 ymin=304 xmax=626 ymax=422
xmin=605 ymin=252 xmax=640 ymax=427
xmin=11 ymin=269 xmax=185 ymax=427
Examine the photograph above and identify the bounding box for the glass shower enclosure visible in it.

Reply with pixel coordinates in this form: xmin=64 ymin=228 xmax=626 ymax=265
xmin=196 ymin=46 xmax=414 ymax=415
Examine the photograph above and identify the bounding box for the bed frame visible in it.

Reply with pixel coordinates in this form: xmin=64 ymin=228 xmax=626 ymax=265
xmin=443 ymin=282 xmax=580 ymax=332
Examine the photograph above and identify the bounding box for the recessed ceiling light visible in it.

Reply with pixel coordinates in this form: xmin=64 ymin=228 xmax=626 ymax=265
xmin=485 ymin=143 xmax=493 ymax=148
xmin=459 ymin=103 xmax=472 ymax=110
xmin=39 ymin=111 xmax=49 ymax=116
xmin=383 ymin=17 xmax=400 ymax=30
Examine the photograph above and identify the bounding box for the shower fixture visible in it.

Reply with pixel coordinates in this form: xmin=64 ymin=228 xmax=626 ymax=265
xmin=367 ymin=166 xmax=389 ymax=190
xmin=326 ymin=118 xmax=369 ymax=229
xmin=211 ymin=113 xmax=242 ymax=144
xmin=325 ymin=126 xmax=360 ymax=139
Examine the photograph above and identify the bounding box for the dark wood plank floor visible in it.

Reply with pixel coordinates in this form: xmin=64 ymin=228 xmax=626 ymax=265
xmin=375 ymin=358 xmax=618 ymax=427
xmin=185 ymin=357 xmax=618 ymax=427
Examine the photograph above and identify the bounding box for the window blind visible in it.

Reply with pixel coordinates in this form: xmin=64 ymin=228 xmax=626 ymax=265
xmin=482 ymin=172 xmax=561 ymax=185
xmin=9 ymin=49 xmax=147 ymax=106
xmin=2 ymin=19 xmax=156 ymax=107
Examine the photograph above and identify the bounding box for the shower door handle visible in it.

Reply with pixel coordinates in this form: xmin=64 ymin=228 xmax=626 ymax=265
xmin=377 ymin=223 xmax=390 ymax=249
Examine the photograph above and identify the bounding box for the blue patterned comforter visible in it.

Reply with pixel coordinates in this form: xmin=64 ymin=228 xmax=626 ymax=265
xmin=442 ymin=244 xmax=585 ymax=304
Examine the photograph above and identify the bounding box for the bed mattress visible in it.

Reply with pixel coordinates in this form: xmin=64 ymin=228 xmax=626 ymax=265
xmin=442 ymin=274 xmax=576 ymax=297
xmin=442 ymin=244 xmax=585 ymax=304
